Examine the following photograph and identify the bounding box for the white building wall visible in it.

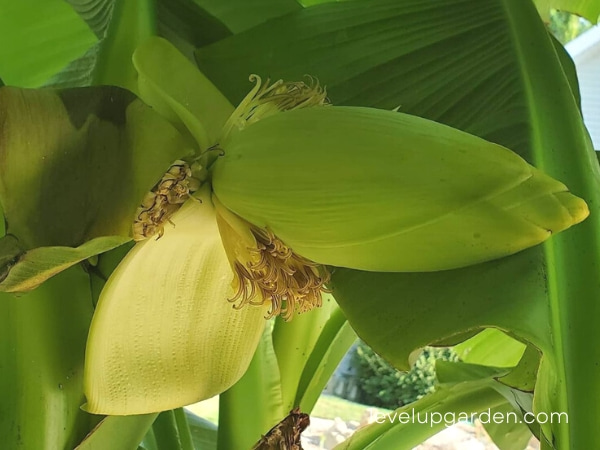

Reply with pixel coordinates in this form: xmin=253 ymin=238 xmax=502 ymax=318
xmin=567 ymin=27 xmax=600 ymax=149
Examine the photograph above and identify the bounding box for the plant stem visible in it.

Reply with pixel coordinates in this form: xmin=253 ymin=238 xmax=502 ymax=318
xmin=153 ymin=410 xmax=183 ymax=450
xmin=173 ymin=408 xmax=195 ymax=450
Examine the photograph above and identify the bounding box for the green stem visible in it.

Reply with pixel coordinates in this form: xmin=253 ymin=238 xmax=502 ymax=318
xmin=218 ymin=326 xmax=284 ymax=450
xmin=272 ymin=298 xmax=337 ymax=412
xmin=173 ymin=408 xmax=195 ymax=450
xmin=153 ymin=410 xmax=183 ymax=450
xmin=296 ymin=307 xmax=357 ymax=412
xmin=0 ymin=267 xmax=97 ymax=449
xmin=140 ymin=426 xmax=159 ymax=450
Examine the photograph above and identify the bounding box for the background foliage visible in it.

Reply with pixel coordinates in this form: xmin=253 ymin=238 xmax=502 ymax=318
xmin=549 ymin=9 xmax=593 ymax=43
xmin=352 ymin=343 xmax=458 ymax=409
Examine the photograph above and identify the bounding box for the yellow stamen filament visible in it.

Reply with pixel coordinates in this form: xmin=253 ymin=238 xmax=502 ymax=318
xmin=230 ymin=228 xmax=330 ymax=321
xmin=133 ymin=161 xmax=200 ymax=240
xmin=220 ymin=75 xmax=330 ymax=139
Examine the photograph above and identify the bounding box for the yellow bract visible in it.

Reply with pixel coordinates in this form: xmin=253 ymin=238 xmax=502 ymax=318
xmin=84 ymin=193 xmax=267 ymax=415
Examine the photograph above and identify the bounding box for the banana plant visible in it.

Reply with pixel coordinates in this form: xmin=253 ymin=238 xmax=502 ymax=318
xmin=1 ymin=0 xmax=599 ymax=449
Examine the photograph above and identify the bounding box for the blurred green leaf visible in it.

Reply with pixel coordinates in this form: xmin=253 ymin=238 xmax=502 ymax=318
xmin=48 ymin=0 xmax=152 ymax=89
xmin=0 ymin=0 xmax=97 ymax=87
xmin=482 ymin=403 xmax=533 ymax=450
xmin=454 ymin=329 xmax=526 ymax=368
xmin=184 ymin=411 xmax=217 ymax=450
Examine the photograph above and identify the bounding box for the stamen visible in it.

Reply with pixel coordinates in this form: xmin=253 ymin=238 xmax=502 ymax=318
xmin=220 ymin=75 xmax=330 ymax=140
xmin=132 ymin=160 xmax=201 ymax=241
xmin=229 ymin=228 xmax=330 ymax=321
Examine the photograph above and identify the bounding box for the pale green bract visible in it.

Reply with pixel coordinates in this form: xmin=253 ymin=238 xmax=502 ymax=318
xmin=212 ymin=106 xmax=588 ymax=272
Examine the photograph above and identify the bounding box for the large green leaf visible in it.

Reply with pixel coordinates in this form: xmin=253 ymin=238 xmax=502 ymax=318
xmin=0 ymin=86 xmax=190 ymax=251
xmin=193 ymin=0 xmax=302 ymax=33
xmin=550 ymin=33 xmax=581 ymax=110
xmin=48 ymin=0 xmax=153 ymax=89
xmin=504 ymin=2 xmax=600 ymax=448
xmin=66 ymin=0 xmax=116 ymax=38
xmin=92 ymin=0 xmax=156 ymax=92
xmin=45 ymin=44 xmax=102 ymax=88
xmin=157 ymin=0 xmax=232 ymax=59
xmin=196 ymin=1 xmax=600 ymax=447
xmin=44 ymin=0 xmax=114 ymax=88
xmin=196 ymin=0 xmax=530 ymax=155
xmin=329 ymin=248 xmax=551 ymax=372
xmin=0 ymin=0 xmax=96 ymax=87
xmin=196 ymin=0 xmax=579 ymax=162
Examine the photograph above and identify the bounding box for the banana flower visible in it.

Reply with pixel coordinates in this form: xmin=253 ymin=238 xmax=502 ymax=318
xmin=0 ymin=37 xmax=587 ymax=415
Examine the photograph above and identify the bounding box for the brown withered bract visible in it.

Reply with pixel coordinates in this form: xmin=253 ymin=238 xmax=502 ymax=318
xmin=251 ymin=408 xmax=310 ymax=450
xmin=132 ymin=161 xmax=200 ymax=240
